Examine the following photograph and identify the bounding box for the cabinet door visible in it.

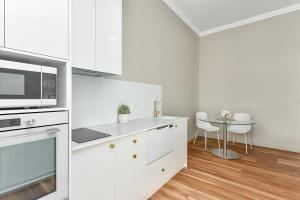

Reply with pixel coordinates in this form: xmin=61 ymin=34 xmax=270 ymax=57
xmin=96 ymin=0 xmax=122 ymax=75
xmin=115 ymin=146 xmax=147 ymax=200
xmin=72 ymin=0 xmax=96 ymax=70
xmin=5 ymin=0 xmax=69 ymax=59
xmin=0 ymin=0 xmax=3 ymax=46
xmin=72 ymin=143 xmax=115 ymax=200
xmin=173 ymin=121 xmax=188 ymax=168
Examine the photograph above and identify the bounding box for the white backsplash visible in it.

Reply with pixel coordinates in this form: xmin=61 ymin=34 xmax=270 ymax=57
xmin=72 ymin=75 xmax=162 ymax=129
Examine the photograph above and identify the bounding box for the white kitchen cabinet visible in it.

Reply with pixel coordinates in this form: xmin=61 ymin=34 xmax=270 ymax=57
xmin=95 ymin=0 xmax=122 ymax=75
xmin=147 ymin=152 xmax=174 ymax=197
xmin=0 ymin=0 xmax=4 ymax=46
xmin=5 ymin=0 xmax=69 ymax=59
xmin=115 ymin=146 xmax=148 ymax=200
xmin=72 ymin=142 xmax=115 ymax=200
xmin=173 ymin=121 xmax=188 ymax=168
xmin=72 ymin=0 xmax=96 ymax=70
xmin=71 ymin=0 xmax=122 ymax=75
xmin=71 ymin=119 xmax=188 ymax=200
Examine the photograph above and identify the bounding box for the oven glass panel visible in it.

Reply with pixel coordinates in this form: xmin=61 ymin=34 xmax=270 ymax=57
xmin=0 ymin=68 xmax=41 ymax=99
xmin=0 ymin=138 xmax=56 ymax=200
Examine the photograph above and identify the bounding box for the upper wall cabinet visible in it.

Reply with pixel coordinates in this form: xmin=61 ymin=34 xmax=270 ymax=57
xmin=72 ymin=0 xmax=96 ymax=70
xmin=0 ymin=0 xmax=4 ymax=46
xmin=95 ymin=0 xmax=122 ymax=75
xmin=72 ymin=0 xmax=122 ymax=75
xmin=5 ymin=0 xmax=69 ymax=59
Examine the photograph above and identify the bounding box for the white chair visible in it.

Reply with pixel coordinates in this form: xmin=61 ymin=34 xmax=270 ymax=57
xmin=228 ymin=113 xmax=253 ymax=154
xmin=194 ymin=112 xmax=220 ymax=151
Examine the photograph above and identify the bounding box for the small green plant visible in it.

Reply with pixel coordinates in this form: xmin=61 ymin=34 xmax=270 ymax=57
xmin=118 ymin=105 xmax=131 ymax=114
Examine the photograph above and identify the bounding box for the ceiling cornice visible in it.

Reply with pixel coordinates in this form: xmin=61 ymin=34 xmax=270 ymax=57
xmin=162 ymin=0 xmax=201 ymax=36
xmin=163 ymin=1 xmax=300 ymax=37
xmin=199 ymin=3 xmax=300 ymax=37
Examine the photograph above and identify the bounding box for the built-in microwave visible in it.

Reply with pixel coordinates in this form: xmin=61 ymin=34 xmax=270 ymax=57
xmin=0 ymin=60 xmax=57 ymax=108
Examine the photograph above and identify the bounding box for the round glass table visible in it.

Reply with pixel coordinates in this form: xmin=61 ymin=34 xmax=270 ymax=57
xmin=200 ymin=117 xmax=255 ymax=160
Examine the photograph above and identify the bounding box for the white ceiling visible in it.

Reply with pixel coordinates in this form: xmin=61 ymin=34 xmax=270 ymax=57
xmin=163 ymin=0 xmax=300 ymax=36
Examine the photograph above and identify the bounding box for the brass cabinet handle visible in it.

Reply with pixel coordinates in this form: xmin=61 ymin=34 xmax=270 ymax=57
xmin=132 ymin=154 xmax=137 ymax=159
xmin=109 ymin=144 xmax=115 ymax=149
xmin=132 ymin=139 xmax=137 ymax=144
xmin=161 ymin=168 xmax=165 ymax=172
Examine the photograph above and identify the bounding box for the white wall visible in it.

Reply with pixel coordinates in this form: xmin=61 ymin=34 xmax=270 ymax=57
xmin=72 ymin=75 xmax=161 ymax=129
xmin=118 ymin=0 xmax=199 ymax=138
xmin=198 ymin=11 xmax=300 ymax=152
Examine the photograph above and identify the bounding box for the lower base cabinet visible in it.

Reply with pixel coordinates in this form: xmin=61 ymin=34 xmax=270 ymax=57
xmin=72 ymin=142 xmax=115 ymax=200
xmin=147 ymin=151 xmax=175 ymax=196
xmin=71 ymin=120 xmax=188 ymax=200
xmin=115 ymin=146 xmax=148 ymax=200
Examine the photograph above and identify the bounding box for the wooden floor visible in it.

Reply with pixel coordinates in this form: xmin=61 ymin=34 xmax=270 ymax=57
xmin=150 ymin=137 xmax=300 ymax=200
xmin=0 ymin=176 xmax=56 ymax=200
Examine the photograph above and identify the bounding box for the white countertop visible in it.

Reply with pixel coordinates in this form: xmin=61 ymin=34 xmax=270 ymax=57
xmin=72 ymin=116 xmax=188 ymax=151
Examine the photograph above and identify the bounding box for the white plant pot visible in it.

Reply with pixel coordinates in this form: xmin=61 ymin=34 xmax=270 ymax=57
xmin=118 ymin=114 xmax=129 ymax=124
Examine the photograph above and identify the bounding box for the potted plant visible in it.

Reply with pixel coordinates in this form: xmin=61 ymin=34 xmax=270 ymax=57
xmin=118 ymin=104 xmax=131 ymax=124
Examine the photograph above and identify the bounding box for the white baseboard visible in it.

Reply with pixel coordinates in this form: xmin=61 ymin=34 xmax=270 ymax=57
xmin=189 ymin=132 xmax=300 ymax=153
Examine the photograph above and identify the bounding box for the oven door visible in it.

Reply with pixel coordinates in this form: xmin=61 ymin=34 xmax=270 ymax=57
xmin=0 ymin=60 xmax=42 ymax=108
xmin=0 ymin=124 xmax=68 ymax=200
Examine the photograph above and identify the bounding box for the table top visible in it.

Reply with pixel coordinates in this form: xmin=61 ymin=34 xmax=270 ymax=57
xmin=200 ymin=117 xmax=255 ymax=125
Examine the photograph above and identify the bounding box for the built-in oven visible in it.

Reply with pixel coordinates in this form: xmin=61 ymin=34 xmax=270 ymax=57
xmin=0 ymin=60 xmax=57 ymax=108
xmin=0 ymin=111 xmax=68 ymax=200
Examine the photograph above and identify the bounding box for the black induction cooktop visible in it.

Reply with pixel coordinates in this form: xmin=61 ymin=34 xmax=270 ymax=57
xmin=72 ymin=128 xmax=111 ymax=143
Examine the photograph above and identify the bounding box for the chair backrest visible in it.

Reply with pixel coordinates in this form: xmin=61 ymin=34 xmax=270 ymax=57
xmin=233 ymin=113 xmax=251 ymax=122
xmin=196 ymin=112 xmax=210 ymax=128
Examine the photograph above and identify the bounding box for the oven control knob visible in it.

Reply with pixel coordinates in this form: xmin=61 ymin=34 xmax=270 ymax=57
xmin=26 ymin=119 xmax=36 ymax=126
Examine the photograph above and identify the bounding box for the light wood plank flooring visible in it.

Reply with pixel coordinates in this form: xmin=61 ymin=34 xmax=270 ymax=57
xmin=150 ymin=137 xmax=300 ymax=200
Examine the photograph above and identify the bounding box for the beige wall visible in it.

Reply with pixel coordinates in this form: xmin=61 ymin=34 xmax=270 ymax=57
xmin=198 ymin=11 xmax=300 ymax=152
xmin=119 ymin=0 xmax=199 ymax=137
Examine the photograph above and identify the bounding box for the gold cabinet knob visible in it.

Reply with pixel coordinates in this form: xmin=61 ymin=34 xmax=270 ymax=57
xmin=132 ymin=139 xmax=137 ymax=144
xmin=109 ymin=144 xmax=115 ymax=149
xmin=161 ymin=168 xmax=165 ymax=172
xmin=132 ymin=154 xmax=137 ymax=159
xmin=175 ymin=124 xmax=178 ymax=128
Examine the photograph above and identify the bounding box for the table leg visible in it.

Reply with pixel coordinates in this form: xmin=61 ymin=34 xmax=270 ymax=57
xmin=224 ymin=123 xmax=227 ymax=157
xmin=211 ymin=122 xmax=240 ymax=160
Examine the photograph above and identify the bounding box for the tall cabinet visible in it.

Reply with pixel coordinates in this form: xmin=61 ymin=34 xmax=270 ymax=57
xmin=72 ymin=0 xmax=122 ymax=75
xmin=5 ymin=0 xmax=69 ymax=59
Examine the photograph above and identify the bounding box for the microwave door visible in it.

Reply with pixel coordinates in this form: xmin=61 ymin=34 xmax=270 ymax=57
xmin=0 ymin=60 xmax=42 ymax=108
xmin=41 ymin=66 xmax=57 ymax=106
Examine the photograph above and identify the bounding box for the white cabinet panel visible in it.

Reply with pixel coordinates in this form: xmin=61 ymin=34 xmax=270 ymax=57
xmin=0 ymin=0 xmax=3 ymax=46
xmin=72 ymin=142 xmax=115 ymax=200
xmin=95 ymin=0 xmax=122 ymax=75
xmin=147 ymin=152 xmax=174 ymax=197
xmin=115 ymin=145 xmax=147 ymax=200
xmin=173 ymin=121 xmax=188 ymax=168
xmin=5 ymin=0 xmax=69 ymax=59
xmin=72 ymin=0 xmax=95 ymax=70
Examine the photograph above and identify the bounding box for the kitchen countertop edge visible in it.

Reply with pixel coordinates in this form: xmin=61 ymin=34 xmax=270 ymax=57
xmin=72 ymin=117 xmax=189 ymax=152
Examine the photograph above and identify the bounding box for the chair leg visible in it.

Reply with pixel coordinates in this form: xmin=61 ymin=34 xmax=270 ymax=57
xmin=245 ymin=134 xmax=248 ymax=155
xmin=233 ymin=133 xmax=236 ymax=144
xmin=217 ymin=131 xmax=220 ymax=149
xmin=248 ymin=134 xmax=253 ymax=150
xmin=204 ymin=131 xmax=207 ymax=151
xmin=193 ymin=129 xmax=199 ymax=144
